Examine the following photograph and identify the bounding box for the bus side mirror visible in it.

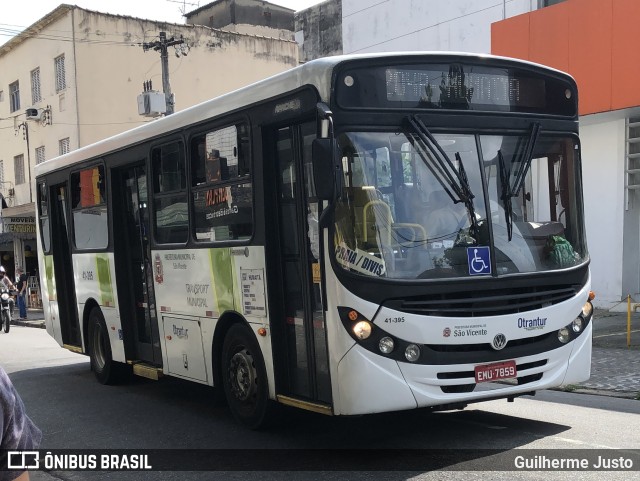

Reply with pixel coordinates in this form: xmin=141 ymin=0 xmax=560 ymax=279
xmin=312 ymin=138 xmax=335 ymax=201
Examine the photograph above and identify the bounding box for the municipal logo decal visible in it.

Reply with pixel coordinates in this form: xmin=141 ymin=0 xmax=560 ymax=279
xmin=154 ymin=253 xmax=164 ymax=284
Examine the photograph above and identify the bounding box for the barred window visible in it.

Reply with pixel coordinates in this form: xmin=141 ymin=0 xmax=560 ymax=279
xmin=14 ymin=155 xmax=25 ymax=185
xmin=31 ymin=68 xmax=42 ymax=104
xmin=35 ymin=146 xmax=46 ymax=165
xmin=9 ymin=81 xmax=20 ymax=113
xmin=0 ymin=160 xmax=4 ymax=184
xmin=59 ymin=137 xmax=70 ymax=155
xmin=54 ymin=54 xmax=66 ymax=92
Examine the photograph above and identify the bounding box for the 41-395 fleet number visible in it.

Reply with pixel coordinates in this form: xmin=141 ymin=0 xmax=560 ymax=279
xmin=384 ymin=317 xmax=405 ymax=323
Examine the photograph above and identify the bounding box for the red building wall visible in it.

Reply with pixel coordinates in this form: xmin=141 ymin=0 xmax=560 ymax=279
xmin=492 ymin=0 xmax=636 ymax=116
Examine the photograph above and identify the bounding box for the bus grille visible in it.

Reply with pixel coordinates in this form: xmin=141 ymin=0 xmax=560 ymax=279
xmin=426 ymin=332 xmax=552 ymax=353
xmin=393 ymin=285 xmax=579 ymax=317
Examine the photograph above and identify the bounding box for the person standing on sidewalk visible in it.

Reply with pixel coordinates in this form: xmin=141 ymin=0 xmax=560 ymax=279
xmin=15 ymin=267 xmax=27 ymax=321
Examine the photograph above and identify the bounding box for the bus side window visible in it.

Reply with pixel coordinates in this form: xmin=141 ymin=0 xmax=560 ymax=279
xmin=190 ymin=123 xmax=252 ymax=242
xmin=152 ymin=141 xmax=188 ymax=244
xmin=152 ymin=142 xmax=186 ymax=193
xmin=70 ymin=165 xmax=108 ymax=250
xmin=38 ymin=181 xmax=51 ymax=253
xmin=190 ymin=124 xmax=250 ymax=187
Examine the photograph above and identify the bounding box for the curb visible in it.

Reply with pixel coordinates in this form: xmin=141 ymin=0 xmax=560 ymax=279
xmin=551 ymin=386 xmax=640 ymax=400
xmin=10 ymin=319 xmax=46 ymax=329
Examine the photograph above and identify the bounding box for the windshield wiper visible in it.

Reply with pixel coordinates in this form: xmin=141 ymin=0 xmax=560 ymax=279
xmin=497 ymin=149 xmax=513 ymax=241
xmin=497 ymin=123 xmax=540 ymax=242
xmin=455 ymin=151 xmax=479 ymax=238
xmin=405 ymin=115 xmax=481 ymax=241
xmin=511 ymin=122 xmax=540 ymax=197
xmin=405 ymin=115 xmax=469 ymax=205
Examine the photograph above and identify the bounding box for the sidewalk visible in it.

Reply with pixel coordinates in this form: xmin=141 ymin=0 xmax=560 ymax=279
xmin=574 ymin=307 xmax=640 ymax=398
xmin=10 ymin=307 xmax=46 ymax=329
xmin=9 ymin=307 xmax=640 ymax=399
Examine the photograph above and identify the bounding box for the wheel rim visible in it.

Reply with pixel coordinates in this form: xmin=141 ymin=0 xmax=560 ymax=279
xmin=228 ymin=348 xmax=257 ymax=402
xmin=92 ymin=324 xmax=107 ymax=371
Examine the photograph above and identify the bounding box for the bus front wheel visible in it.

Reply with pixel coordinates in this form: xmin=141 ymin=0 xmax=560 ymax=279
xmin=221 ymin=323 xmax=272 ymax=429
xmin=88 ymin=307 xmax=130 ymax=385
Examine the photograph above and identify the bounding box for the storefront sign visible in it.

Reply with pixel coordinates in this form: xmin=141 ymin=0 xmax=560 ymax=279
xmin=3 ymin=216 xmax=36 ymax=234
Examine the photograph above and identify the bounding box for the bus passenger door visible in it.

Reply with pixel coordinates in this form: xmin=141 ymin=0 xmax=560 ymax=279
xmin=49 ymin=183 xmax=81 ymax=347
xmin=112 ymin=165 xmax=162 ymax=366
xmin=267 ymin=122 xmax=331 ymax=406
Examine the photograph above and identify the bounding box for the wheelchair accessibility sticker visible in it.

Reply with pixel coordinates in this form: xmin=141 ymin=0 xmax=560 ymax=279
xmin=467 ymin=247 xmax=491 ymax=275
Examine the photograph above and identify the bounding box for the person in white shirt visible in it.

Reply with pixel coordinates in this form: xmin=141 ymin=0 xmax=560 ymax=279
xmin=0 ymin=266 xmax=16 ymax=319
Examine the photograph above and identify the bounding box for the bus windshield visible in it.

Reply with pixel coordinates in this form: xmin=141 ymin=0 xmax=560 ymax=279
xmin=334 ymin=129 xmax=587 ymax=279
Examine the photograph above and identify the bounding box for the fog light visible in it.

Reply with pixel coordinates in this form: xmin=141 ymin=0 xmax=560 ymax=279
xmin=353 ymin=321 xmax=372 ymax=340
xmin=558 ymin=327 xmax=570 ymax=343
xmin=581 ymin=301 xmax=593 ymax=319
xmin=572 ymin=317 xmax=583 ymax=333
xmin=405 ymin=344 xmax=420 ymax=362
xmin=379 ymin=336 xmax=395 ymax=354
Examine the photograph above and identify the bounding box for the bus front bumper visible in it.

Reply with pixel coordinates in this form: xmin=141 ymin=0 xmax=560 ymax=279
xmin=335 ymin=322 xmax=592 ymax=416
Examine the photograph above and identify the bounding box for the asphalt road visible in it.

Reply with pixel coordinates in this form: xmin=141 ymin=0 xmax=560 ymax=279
xmin=1 ymin=325 xmax=639 ymax=481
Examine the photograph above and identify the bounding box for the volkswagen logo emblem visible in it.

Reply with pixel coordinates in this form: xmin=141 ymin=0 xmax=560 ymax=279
xmin=491 ymin=333 xmax=507 ymax=350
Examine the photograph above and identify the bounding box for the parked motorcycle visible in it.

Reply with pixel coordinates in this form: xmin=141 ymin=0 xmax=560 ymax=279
xmin=0 ymin=287 xmax=16 ymax=333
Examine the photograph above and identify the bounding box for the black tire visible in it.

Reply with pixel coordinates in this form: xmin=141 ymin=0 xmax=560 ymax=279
xmin=2 ymin=310 xmax=9 ymax=333
xmin=221 ymin=323 xmax=273 ymax=429
xmin=88 ymin=307 xmax=130 ymax=385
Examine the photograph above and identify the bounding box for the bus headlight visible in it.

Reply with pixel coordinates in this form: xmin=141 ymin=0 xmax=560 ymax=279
xmin=338 ymin=307 xmax=426 ymax=364
xmin=572 ymin=317 xmax=584 ymax=333
xmin=581 ymin=301 xmax=593 ymax=320
xmin=353 ymin=321 xmax=372 ymax=340
xmin=379 ymin=336 xmax=395 ymax=354
xmin=558 ymin=328 xmax=570 ymax=343
xmin=405 ymin=344 xmax=420 ymax=362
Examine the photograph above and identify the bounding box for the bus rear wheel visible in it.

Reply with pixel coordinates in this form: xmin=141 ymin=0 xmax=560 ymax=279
xmin=88 ymin=307 xmax=130 ymax=385
xmin=221 ymin=323 xmax=272 ymax=429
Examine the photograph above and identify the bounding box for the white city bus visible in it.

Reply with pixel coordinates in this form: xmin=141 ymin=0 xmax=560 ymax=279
xmin=35 ymin=52 xmax=593 ymax=428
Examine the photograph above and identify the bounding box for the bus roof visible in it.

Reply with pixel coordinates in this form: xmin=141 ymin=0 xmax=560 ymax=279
xmin=35 ymin=51 xmax=572 ymax=178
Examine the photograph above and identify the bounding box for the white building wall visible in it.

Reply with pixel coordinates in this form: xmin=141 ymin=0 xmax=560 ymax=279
xmin=71 ymin=9 xmax=298 ymax=147
xmin=343 ymin=0 xmax=535 ymax=54
xmin=580 ymin=115 xmax=626 ymax=308
xmin=0 ymin=12 xmax=79 ymax=207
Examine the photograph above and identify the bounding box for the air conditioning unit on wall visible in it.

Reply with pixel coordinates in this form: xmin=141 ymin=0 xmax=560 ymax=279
xmin=25 ymin=108 xmax=42 ymax=121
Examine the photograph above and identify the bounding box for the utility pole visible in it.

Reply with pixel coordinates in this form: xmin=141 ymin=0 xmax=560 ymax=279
xmin=142 ymin=32 xmax=185 ymax=115
xmin=15 ymin=122 xmax=33 ymax=203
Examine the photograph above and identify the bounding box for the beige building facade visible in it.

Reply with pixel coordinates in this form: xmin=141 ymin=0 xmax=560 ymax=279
xmin=0 ymin=4 xmax=297 ymax=284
